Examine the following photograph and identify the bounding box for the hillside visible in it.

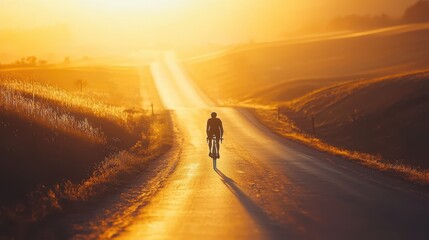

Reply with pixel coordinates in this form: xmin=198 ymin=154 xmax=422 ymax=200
xmin=0 ymin=79 xmax=126 ymax=202
xmin=187 ymin=23 xmax=429 ymax=104
xmin=0 ymin=71 xmax=170 ymax=233
xmin=282 ymin=70 xmax=429 ymax=169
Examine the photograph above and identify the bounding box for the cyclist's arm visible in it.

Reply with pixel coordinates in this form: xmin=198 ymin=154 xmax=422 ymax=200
xmin=219 ymin=119 xmax=224 ymax=138
xmin=206 ymin=119 xmax=210 ymax=137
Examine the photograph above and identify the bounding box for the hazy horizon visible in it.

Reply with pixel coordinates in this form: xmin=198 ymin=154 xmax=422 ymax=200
xmin=0 ymin=0 xmax=417 ymax=62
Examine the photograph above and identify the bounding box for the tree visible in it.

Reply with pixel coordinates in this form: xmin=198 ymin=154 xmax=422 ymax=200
xmin=26 ymin=56 xmax=37 ymax=66
xmin=64 ymin=57 xmax=70 ymax=65
xmin=403 ymin=0 xmax=429 ymax=23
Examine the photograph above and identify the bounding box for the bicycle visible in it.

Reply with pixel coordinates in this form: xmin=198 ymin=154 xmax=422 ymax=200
xmin=208 ymin=135 xmax=222 ymax=169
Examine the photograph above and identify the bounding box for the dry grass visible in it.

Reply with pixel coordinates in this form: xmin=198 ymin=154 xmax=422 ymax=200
xmin=252 ymin=108 xmax=429 ymax=184
xmin=10 ymin=112 xmax=173 ymax=224
xmin=0 ymin=79 xmax=128 ymax=123
xmin=61 ymin=113 xmax=172 ymax=202
xmin=0 ymin=84 xmax=106 ymax=143
xmin=0 ymin=74 xmax=171 ymax=230
xmin=0 ymin=66 xmax=144 ymax=108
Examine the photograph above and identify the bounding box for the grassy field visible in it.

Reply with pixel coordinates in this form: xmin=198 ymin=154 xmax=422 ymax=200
xmin=0 ymin=65 xmax=171 ymax=234
xmin=0 ymin=65 xmax=143 ymax=108
xmin=251 ymin=70 xmax=429 ymax=184
xmin=187 ymin=23 xmax=429 ymax=105
xmin=281 ymin=70 xmax=429 ymax=169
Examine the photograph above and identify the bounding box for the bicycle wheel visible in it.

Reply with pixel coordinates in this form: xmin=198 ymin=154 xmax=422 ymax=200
xmin=213 ymin=157 xmax=216 ymax=169
xmin=212 ymin=140 xmax=217 ymax=169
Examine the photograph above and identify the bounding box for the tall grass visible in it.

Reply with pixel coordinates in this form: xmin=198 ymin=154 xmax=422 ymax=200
xmin=0 ymin=80 xmax=128 ymax=123
xmin=0 ymin=75 xmax=172 ymax=232
xmin=4 ymin=112 xmax=173 ymax=224
xmin=63 ymin=115 xmax=171 ymax=201
xmin=0 ymin=82 xmax=106 ymax=143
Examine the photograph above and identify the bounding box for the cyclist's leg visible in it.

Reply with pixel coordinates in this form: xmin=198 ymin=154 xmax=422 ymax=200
xmin=208 ymin=132 xmax=213 ymax=157
xmin=215 ymin=133 xmax=220 ymax=158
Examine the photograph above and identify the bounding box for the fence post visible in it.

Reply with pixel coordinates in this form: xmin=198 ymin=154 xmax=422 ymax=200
xmin=151 ymin=102 xmax=154 ymax=116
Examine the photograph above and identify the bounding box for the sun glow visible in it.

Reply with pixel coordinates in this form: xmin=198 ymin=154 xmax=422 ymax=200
xmin=90 ymin=0 xmax=186 ymax=12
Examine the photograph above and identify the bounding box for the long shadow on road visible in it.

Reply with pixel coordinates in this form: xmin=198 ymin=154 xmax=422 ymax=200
xmin=215 ymin=168 xmax=294 ymax=239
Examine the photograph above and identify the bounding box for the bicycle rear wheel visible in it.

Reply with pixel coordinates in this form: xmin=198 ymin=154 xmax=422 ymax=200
xmin=212 ymin=140 xmax=217 ymax=169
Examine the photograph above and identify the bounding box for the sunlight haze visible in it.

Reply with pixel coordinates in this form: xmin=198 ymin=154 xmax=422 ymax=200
xmin=0 ymin=0 xmax=416 ymax=61
xmin=2 ymin=0 xmax=429 ymax=238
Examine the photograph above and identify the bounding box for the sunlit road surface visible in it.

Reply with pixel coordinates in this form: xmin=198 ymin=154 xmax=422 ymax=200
xmin=73 ymin=52 xmax=429 ymax=240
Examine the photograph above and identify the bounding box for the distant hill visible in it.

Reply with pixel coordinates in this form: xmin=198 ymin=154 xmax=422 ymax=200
xmin=283 ymin=70 xmax=429 ymax=169
xmin=188 ymin=24 xmax=429 ymax=105
xmin=403 ymin=0 xmax=429 ymax=23
xmin=328 ymin=14 xmax=397 ymax=31
xmin=327 ymin=0 xmax=429 ymax=31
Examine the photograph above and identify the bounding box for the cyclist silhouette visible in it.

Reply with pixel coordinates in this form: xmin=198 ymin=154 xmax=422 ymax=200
xmin=206 ymin=112 xmax=224 ymax=158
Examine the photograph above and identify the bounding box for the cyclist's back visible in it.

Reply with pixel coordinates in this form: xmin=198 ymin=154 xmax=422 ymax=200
xmin=207 ymin=118 xmax=222 ymax=134
xmin=206 ymin=112 xmax=224 ymax=158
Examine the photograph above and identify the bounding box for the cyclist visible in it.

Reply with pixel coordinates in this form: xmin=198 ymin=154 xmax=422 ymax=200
xmin=206 ymin=112 xmax=224 ymax=158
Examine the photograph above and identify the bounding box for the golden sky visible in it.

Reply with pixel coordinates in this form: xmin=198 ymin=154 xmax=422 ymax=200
xmin=0 ymin=0 xmax=416 ymax=61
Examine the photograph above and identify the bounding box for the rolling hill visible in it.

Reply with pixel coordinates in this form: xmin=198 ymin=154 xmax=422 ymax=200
xmin=0 ymin=69 xmax=170 ymax=233
xmin=283 ymin=70 xmax=429 ymax=169
xmin=187 ymin=23 xmax=429 ymax=105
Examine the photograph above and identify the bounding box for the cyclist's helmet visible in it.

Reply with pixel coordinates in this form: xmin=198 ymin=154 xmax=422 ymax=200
xmin=211 ymin=112 xmax=217 ymax=118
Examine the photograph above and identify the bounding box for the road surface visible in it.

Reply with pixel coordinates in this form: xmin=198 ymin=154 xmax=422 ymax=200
xmin=70 ymin=52 xmax=429 ymax=240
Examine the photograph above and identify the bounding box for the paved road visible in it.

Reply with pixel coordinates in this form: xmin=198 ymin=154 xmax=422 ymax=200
xmin=72 ymin=52 xmax=429 ymax=240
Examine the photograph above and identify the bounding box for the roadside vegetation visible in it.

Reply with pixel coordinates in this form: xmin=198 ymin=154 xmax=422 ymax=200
xmin=0 ymin=67 xmax=171 ymax=235
xmin=251 ymin=96 xmax=429 ymax=184
xmin=262 ymin=70 xmax=429 ymax=183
